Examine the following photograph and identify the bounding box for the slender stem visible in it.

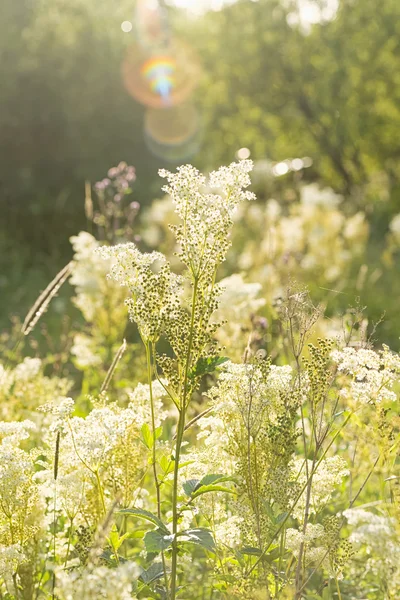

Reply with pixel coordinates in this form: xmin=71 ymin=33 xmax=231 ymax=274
xmin=52 ymin=485 xmax=57 ymax=600
xmin=12 ymin=574 xmax=20 ymax=600
xmin=63 ymin=518 xmax=74 ymax=568
xmin=145 ymin=341 xmax=169 ymax=596
xmin=94 ymin=470 xmax=119 ymax=565
xmin=170 ymin=277 xmax=199 ymax=600
xmin=170 ymin=409 xmax=186 ymax=600
xmin=95 ymin=470 xmax=107 ymax=516
xmin=335 ymin=576 xmax=342 ymax=600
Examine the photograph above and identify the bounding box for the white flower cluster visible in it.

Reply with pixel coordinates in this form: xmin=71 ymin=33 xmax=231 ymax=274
xmin=55 ymin=563 xmax=138 ymax=600
xmin=37 ymin=380 xmax=167 ymax=518
xmin=0 ymin=419 xmax=36 ymax=445
xmin=97 ymin=243 xmax=180 ymax=342
xmin=0 ymin=357 xmax=71 ymax=419
xmin=38 ymin=396 xmax=75 ymax=431
xmin=128 ymin=380 xmax=167 ymax=428
xmin=232 ymin=186 xmax=368 ymax=289
xmin=0 ymin=419 xmax=42 ymax=590
xmin=286 ymin=523 xmax=326 ymax=564
xmin=0 ymin=544 xmax=25 ymax=584
xmin=214 ymin=274 xmax=266 ymax=360
xmin=159 ymin=161 xmax=255 ymax=278
xmin=206 ymin=361 xmax=294 ymax=435
xmin=331 ymin=345 xmax=400 ymax=404
xmin=69 ymin=231 xmax=130 ymax=371
xmin=344 ymin=507 xmax=400 ymax=593
xmin=70 ymin=232 xmax=110 ymax=323
xmin=292 ymin=456 xmax=349 ymax=521
xmin=71 ymin=333 xmax=102 ymax=368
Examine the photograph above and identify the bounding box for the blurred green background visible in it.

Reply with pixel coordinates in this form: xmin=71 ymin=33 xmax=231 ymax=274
xmin=1 ymin=0 xmax=400 ymax=347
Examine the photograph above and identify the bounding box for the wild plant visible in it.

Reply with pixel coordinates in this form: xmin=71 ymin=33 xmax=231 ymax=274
xmin=0 ymin=160 xmax=400 ymax=600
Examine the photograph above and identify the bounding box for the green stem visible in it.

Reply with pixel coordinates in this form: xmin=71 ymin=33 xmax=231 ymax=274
xmin=63 ymin=518 xmax=74 ymax=568
xmin=145 ymin=341 xmax=169 ymax=596
xmin=335 ymin=576 xmax=342 ymax=600
xmin=170 ymin=277 xmax=199 ymax=600
xmin=94 ymin=470 xmax=119 ymax=565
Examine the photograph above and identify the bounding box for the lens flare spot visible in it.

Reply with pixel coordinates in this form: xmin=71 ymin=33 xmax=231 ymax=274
xmin=236 ymin=147 xmax=251 ymax=160
xmin=121 ymin=21 xmax=133 ymax=33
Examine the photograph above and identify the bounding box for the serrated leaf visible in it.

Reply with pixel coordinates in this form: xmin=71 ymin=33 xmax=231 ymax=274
xmin=144 ymin=529 xmax=175 ymax=554
xmin=117 ymin=507 xmax=169 ymax=534
xmin=179 ymin=528 xmax=215 ymax=551
xmin=155 ymin=425 xmax=163 ymax=440
xmin=182 ymin=479 xmax=200 ymax=497
xmin=189 ymin=356 xmax=229 ymax=380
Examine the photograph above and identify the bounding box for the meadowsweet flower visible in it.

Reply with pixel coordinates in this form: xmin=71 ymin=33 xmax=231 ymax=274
xmin=0 ymin=423 xmax=41 ymax=552
xmin=214 ymin=274 xmax=265 ymax=360
xmin=0 ymin=544 xmax=25 ymax=584
xmin=331 ymin=345 xmax=400 ymax=404
xmin=0 ymin=357 xmax=71 ymax=420
xmin=0 ymin=420 xmax=36 ymax=444
xmin=55 ymin=563 xmax=138 ymax=600
xmin=38 ymin=396 xmax=75 ymax=432
xmin=292 ymin=456 xmax=349 ymax=521
xmin=97 ymin=243 xmax=180 ymax=342
xmin=159 ymin=160 xmax=255 ymax=279
xmin=128 ymin=380 xmax=167 ymax=427
xmin=286 ymin=523 xmax=325 ymax=558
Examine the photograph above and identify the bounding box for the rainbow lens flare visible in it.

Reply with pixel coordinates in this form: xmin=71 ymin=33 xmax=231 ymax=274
xmin=122 ymin=40 xmax=200 ymax=109
xmin=140 ymin=56 xmax=177 ymax=99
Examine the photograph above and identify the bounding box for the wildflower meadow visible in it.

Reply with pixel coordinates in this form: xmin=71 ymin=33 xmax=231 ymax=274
xmin=1 ymin=159 xmax=400 ymax=600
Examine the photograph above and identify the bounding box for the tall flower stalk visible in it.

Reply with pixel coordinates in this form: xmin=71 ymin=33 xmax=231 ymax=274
xmin=98 ymin=160 xmax=255 ymax=598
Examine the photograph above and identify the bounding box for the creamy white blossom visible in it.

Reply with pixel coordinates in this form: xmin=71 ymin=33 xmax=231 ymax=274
xmin=55 ymin=563 xmax=138 ymax=600
xmin=331 ymin=345 xmax=400 ymax=404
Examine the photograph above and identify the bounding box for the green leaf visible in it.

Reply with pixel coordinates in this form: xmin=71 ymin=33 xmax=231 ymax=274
xmin=159 ymin=455 xmax=174 ymax=475
xmin=241 ymin=546 xmax=262 ymax=556
xmin=141 ymin=423 xmax=154 ymax=449
xmin=182 ymin=479 xmax=200 ymax=497
xmin=107 ymin=524 xmax=133 ymax=552
xmin=139 ymin=562 xmax=166 ymax=585
xmin=182 ymin=474 xmax=235 ymax=500
xmin=179 ymin=528 xmax=215 ymax=551
xmin=191 ymin=484 xmax=236 ymax=499
xmin=144 ymin=529 xmax=175 ymax=554
xmin=198 ymin=474 xmax=235 ymax=487
xmin=155 ymin=425 xmax=163 ymax=440
xmin=117 ymin=507 xmax=170 ymax=534
xmin=189 ymin=356 xmax=229 ymax=380
xmin=136 ymin=583 xmax=160 ymax=599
